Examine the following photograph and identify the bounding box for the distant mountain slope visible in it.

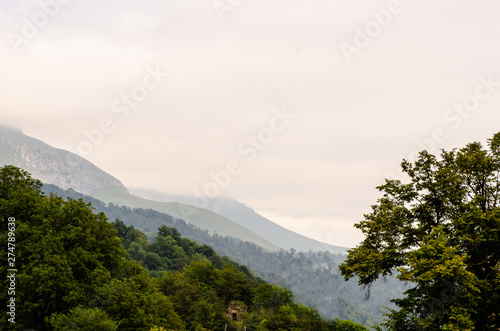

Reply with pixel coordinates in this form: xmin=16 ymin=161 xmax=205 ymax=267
xmin=0 ymin=125 xmax=277 ymax=251
xmin=91 ymin=186 xmax=279 ymax=251
xmin=209 ymin=199 xmax=348 ymax=253
xmin=132 ymin=189 xmax=348 ymax=254
xmin=0 ymin=125 xmax=128 ymax=195
xmin=0 ymin=124 xmax=345 ymax=253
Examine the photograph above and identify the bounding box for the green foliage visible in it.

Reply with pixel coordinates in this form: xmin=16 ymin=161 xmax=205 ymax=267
xmin=92 ymin=277 xmax=184 ymax=331
xmin=155 ymin=261 xmax=250 ymax=330
xmin=339 ymin=132 xmax=500 ymax=330
xmin=0 ymin=166 xmax=184 ymax=331
xmin=114 ymin=219 xmax=232 ymax=274
xmin=149 ymin=327 xmax=169 ymax=331
xmin=190 ymin=299 xmax=226 ymax=330
xmin=49 ymin=307 xmax=118 ymax=331
xmin=247 ymin=303 xmax=328 ymax=331
xmin=0 ymin=166 xmax=124 ymax=330
xmin=218 ymin=266 xmax=255 ymax=305
xmin=332 ymin=320 xmax=368 ymax=331
xmin=254 ymin=283 xmax=294 ymax=313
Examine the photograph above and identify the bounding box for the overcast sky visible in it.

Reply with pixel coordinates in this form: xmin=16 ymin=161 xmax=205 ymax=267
xmin=1 ymin=0 xmax=500 ymax=247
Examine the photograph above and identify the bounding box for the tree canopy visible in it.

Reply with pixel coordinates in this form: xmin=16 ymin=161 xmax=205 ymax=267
xmin=339 ymin=132 xmax=500 ymax=330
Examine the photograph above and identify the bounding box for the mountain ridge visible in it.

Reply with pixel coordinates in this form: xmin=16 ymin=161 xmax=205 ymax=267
xmin=0 ymin=124 xmax=129 ymax=196
xmin=0 ymin=124 xmax=347 ymax=253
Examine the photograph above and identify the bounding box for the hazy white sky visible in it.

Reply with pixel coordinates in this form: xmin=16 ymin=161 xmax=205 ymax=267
xmin=1 ymin=0 xmax=500 ymax=247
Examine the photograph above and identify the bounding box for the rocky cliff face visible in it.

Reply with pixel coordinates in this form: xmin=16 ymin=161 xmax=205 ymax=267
xmin=0 ymin=125 xmax=128 ymax=196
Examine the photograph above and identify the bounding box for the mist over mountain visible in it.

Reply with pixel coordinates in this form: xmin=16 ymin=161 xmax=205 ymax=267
xmin=0 ymin=124 xmax=347 ymax=253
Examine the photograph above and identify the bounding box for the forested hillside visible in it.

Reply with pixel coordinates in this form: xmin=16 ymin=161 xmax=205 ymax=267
xmin=44 ymin=184 xmax=407 ymax=327
xmin=0 ymin=166 xmax=367 ymax=330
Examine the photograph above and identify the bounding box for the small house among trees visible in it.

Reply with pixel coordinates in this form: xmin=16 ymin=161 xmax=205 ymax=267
xmin=226 ymin=301 xmax=247 ymax=322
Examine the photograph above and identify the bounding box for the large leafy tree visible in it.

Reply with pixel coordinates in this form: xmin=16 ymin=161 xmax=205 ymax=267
xmin=0 ymin=166 xmax=184 ymax=331
xmin=0 ymin=166 xmax=121 ymax=329
xmin=339 ymin=133 xmax=500 ymax=330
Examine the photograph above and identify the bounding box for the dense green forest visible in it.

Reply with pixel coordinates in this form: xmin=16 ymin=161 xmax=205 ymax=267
xmin=44 ymin=184 xmax=408 ymax=327
xmin=0 ymin=165 xmax=368 ymax=330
